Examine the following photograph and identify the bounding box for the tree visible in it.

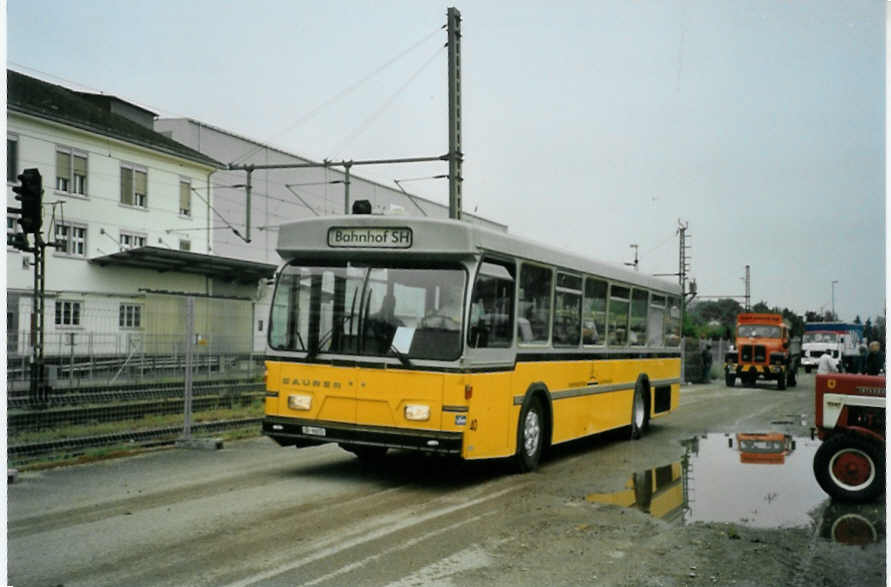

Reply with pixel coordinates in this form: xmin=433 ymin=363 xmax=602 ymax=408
xmin=752 ymin=301 xmax=771 ymax=313
xmin=805 ymin=310 xmax=823 ymax=322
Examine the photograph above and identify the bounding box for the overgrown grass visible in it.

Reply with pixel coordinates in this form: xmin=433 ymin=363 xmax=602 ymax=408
xmin=9 ymin=400 xmax=265 ymax=445
xmin=15 ymin=422 xmax=266 ymax=471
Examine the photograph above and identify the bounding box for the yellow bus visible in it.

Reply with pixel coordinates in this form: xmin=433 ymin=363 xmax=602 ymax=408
xmin=263 ymin=208 xmax=682 ymax=471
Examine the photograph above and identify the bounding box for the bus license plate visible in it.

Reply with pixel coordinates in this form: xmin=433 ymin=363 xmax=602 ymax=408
xmin=302 ymin=426 xmax=326 ymax=437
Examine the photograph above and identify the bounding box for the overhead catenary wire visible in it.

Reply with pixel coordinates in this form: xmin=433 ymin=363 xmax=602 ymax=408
xmin=229 ymin=27 xmax=443 ymax=165
xmin=189 ymin=187 xmax=248 ymax=242
xmin=326 ymin=44 xmax=445 ymax=160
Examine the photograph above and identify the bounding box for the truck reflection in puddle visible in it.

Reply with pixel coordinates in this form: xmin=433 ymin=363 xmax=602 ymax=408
xmin=585 ymin=433 xmax=884 ymax=545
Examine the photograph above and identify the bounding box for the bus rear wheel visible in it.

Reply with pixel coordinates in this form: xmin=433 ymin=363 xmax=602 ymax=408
xmin=515 ymin=397 xmax=544 ymax=472
xmin=630 ymin=381 xmax=650 ymax=440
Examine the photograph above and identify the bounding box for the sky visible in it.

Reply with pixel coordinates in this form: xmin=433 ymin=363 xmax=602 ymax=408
xmin=6 ymin=0 xmax=886 ymax=321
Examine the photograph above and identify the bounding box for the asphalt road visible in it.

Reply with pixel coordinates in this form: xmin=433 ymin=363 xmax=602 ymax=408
xmin=7 ymin=372 xmax=886 ymax=586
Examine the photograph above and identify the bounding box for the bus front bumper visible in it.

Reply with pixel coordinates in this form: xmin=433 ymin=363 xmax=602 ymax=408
xmin=263 ymin=416 xmax=463 ymax=455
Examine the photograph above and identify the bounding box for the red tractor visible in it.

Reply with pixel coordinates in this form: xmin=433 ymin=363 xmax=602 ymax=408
xmin=812 ymin=373 xmax=885 ymax=502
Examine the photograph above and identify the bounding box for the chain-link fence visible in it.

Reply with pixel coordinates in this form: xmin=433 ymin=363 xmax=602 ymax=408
xmin=684 ymin=338 xmax=732 ymax=383
xmin=7 ymin=294 xmax=266 ymax=467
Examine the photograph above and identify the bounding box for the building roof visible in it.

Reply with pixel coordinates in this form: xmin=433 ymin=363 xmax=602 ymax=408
xmin=7 ymin=70 xmax=223 ymax=169
xmin=90 ymin=246 xmax=277 ymax=284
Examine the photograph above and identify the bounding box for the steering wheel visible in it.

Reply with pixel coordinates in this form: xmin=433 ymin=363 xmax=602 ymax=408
xmin=423 ymin=313 xmax=460 ymax=330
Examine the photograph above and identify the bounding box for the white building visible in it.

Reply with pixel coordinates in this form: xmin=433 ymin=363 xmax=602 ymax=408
xmin=6 ymin=70 xmax=275 ymax=374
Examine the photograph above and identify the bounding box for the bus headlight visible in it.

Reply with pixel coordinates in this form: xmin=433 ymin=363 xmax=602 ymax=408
xmin=405 ymin=404 xmax=430 ymax=421
xmin=288 ymin=394 xmax=312 ymax=410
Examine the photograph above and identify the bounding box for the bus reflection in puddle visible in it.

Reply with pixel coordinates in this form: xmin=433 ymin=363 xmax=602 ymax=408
xmin=584 ymin=433 xmax=885 ymax=545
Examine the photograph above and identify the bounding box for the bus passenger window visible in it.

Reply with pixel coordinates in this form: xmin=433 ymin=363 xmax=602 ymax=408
xmin=629 ymin=289 xmax=648 ymax=346
xmin=647 ymin=294 xmax=666 ymax=346
xmin=553 ymin=273 xmax=582 ymax=347
xmin=468 ymin=261 xmax=515 ymax=348
xmin=664 ymin=297 xmax=681 ymax=347
xmin=583 ymin=278 xmax=607 ymax=345
xmin=518 ymin=264 xmax=552 ymax=344
xmin=608 ymin=285 xmax=630 ymax=346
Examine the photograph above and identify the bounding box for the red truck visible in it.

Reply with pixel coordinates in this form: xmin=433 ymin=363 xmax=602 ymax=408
xmin=812 ymin=373 xmax=885 ymax=502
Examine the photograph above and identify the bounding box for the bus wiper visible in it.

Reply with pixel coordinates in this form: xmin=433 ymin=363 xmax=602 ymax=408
xmin=306 ymin=313 xmax=354 ymax=360
xmin=306 ymin=289 xmax=358 ymax=360
xmin=389 ymin=343 xmax=413 ymax=368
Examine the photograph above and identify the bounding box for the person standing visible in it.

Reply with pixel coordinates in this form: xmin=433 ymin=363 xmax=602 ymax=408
xmin=857 ymin=338 xmax=869 ymax=373
xmin=865 ymin=341 xmax=884 ymax=375
xmin=701 ymin=344 xmax=713 ymax=382
xmin=817 ymin=351 xmax=838 ymax=375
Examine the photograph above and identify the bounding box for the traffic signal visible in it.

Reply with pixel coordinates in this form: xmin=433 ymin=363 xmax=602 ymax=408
xmin=13 ymin=168 xmax=43 ymax=234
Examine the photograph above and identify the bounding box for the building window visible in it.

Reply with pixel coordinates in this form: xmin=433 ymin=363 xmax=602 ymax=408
xmin=179 ymin=180 xmax=191 ymax=217
xmin=54 ymin=222 xmax=87 ymax=257
xmin=120 ymin=164 xmax=148 ymax=208
xmin=179 ymin=239 xmax=191 ymax=251
xmin=119 ymin=304 xmax=142 ymax=328
xmin=120 ymin=231 xmax=146 ymax=250
xmin=7 ymin=135 xmax=18 ymax=183
xmin=56 ymin=147 xmax=88 ymax=195
xmin=55 ymin=300 xmax=82 ymax=326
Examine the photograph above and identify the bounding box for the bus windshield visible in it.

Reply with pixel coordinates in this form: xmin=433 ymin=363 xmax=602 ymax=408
xmin=269 ymin=261 xmax=467 ymax=361
xmin=738 ymin=325 xmax=781 ymax=338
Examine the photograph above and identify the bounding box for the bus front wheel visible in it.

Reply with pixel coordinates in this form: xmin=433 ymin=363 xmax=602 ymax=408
xmin=515 ymin=397 xmax=544 ymax=472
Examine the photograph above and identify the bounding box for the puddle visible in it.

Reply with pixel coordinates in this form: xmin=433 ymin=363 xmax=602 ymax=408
xmin=585 ymin=433 xmax=886 ymax=543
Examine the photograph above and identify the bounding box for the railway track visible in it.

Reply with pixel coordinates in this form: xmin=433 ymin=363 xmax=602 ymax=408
xmin=7 ymin=378 xmax=266 ymax=466
xmin=7 ymin=381 xmax=264 ymax=410
xmin=8 ymin=418 xmax=263 ymax=463
xmin=8 ymin=391 xmax=265 ymax=431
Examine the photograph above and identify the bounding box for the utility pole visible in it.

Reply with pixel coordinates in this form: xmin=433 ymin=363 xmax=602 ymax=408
xmin=744 ymin=265 xmax=751 ymax=311
xmin=447 ymin=6 xmax=463 ymax=220
xmin=227 ymin=8 xmax=462 ymax=224
xmin=831 ymin=280 xmax=838 ymax=320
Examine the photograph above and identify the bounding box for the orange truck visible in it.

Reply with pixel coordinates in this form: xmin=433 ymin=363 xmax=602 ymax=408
xmin=734 ymin=432 xmax=795 ymax=464
xmin=724 ymin=313 xmax=800 ymax=389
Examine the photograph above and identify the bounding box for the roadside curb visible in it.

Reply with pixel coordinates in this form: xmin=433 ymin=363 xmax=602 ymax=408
xmin=175 ymin=438 xmax=224 ymax=450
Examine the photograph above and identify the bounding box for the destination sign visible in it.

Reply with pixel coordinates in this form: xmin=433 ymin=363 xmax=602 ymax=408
xmin=327 ymin=226 xmax=413 ymax=248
